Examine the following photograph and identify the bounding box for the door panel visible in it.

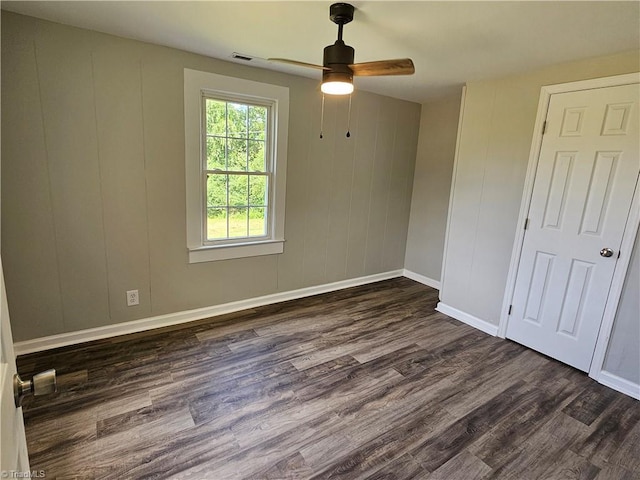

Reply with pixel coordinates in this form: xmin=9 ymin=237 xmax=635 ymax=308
xmin=542 ymin=152 xmax=573 ymax=229
xmin=507 ymin=83 xmax=640 ymax=372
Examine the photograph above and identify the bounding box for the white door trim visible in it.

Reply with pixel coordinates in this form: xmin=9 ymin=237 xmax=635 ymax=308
xmin=498 ymin=72 xmax=640 ymax=383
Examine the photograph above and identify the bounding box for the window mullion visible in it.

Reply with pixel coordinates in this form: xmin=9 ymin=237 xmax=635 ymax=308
xmin=204 ymin=170 xmax=268 ymax=177
xmin=203 ymin=172 xmax=208 ymax=244
xmin=226 ymin=173 xmax=230 ymax=238
xmin=246 ymin=174 xmax=250 ymax=236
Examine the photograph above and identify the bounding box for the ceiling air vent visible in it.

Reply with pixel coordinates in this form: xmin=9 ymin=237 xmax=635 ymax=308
xmin=232 ymin=52 xmax=253 ymax=62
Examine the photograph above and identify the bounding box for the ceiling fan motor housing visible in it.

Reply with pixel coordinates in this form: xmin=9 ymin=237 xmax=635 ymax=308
xmin=323 ymin=3 xmax=356 ymax=84
xmin=323 ymin=41 xmax=355 ymax=83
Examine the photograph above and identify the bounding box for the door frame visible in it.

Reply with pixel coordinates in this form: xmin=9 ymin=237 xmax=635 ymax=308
xmin=498 ymin=72 xmax=640 ymax=385
xmin=1 ymin=256 xmax=31 ymax=473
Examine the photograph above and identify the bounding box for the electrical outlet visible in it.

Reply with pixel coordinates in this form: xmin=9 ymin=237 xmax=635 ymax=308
xmin=126 ymin=289 xmax=139 ymax=307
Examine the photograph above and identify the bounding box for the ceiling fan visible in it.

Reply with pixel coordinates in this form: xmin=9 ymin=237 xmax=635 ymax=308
xmin=269 ymin=2 xmax=415 ymax=95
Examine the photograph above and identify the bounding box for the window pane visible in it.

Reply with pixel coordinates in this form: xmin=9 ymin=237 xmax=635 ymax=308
xmin=228 ymin=207 xmax=248 ymax=238
xmin=206 ymin=136 xmax=226 ymax=170
xmin=248 ymin=106 xmax=267 ymax=140
xmin=228 ymin=174 xmax=248 ymax=206
xmin=228 ymin=139 xmax=247 ymax=171
xmin=227 ymin=103 xmax=248 ymax=138
xmin=249 ymin=207 xmax=266 ymax=236
xmin=248 ymin=140 xmax=265 ymax=171
xmin=200 ymin=96 xmax=274 ymax=244
xmin=206 ymin=99 xmax=226 ymax=135
xmin=249 ymin=175 xmax=268 ymax=206
xmin=206 ymin=174 xmax=227 ymax=207
xmin=207 ymin=207 xmax=228 ymax=240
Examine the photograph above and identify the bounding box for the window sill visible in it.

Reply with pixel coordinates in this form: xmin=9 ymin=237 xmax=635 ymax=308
xmin=188 ymin=239 xmax=284 ymax=263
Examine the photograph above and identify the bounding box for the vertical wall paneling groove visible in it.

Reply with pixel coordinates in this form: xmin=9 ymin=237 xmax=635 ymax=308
xmin=301 ymin=96 xmax=336 ymax=287
xmin=325 ymin=96 xmax=357 ymax=283
xmin=140 ymin=53 xmax=191 ymax=313
xmin=34 ymin=28 xmax=111 ymax=333
xmin=341 ymin=98 xmax=361 ymax=280
xmin=92 ymin=48 xmax=152 ymax=321
xmin=89 ymin=52 xmax=113 ymax=321
xmin=441 ymin=86 xmax=490 ymax=306
xmin=32 ymin=39 xmax=66 ymax=339
xmin=465 ymin=86 xmax=500 ymax=318
xmin=380 ymin=104 xmax=400 ymax=272
xmin=0 ymin=31 xmax=64 ymax=339
xmin=275 ymin=89 xmax=314 ymax=293
xmin=346 ymin=100 xmax=379 ymax=279
xmin=32 ymin=40 xmax=67 ymax=336
xmin=364 ymin=99 xmax=395 ymax=274
xmin=139 ymin=59 xmax=154 ymax=313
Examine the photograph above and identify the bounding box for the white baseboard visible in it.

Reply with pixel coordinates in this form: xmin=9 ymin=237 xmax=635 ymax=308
xmin=435 ymin=302 xmax=499 ymax=336
xmin=402 ymin=269 xmax=441 ymax=290
xmin=596 ymin=370 xmax=640 ymax=400
xmin=14 ymin=270 xmax=404 ymax=356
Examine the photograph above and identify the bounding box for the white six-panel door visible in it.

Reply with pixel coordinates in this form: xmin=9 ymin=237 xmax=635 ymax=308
xmin=507 ymin=83 xmax=639 ymax=372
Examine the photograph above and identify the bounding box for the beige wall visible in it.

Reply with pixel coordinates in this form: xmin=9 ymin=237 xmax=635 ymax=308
xmin=439 ymin=50 xmax=640 ymax=382
xmin=1 ymin=13 xmax=420 ymax=342
xmin=405 ymin=92 xmax=462 ymax=282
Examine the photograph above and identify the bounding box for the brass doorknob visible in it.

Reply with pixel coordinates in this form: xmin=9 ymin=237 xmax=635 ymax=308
xmin=14 ymin=369 xmax=56 ymax=407
xmin=600 ymin=248 xmax=614 ymax=258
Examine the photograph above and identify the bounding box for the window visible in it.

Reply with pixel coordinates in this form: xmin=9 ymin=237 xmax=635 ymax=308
xmin=184 ymin=69 xmax=289 ymax=263
xmin=204 ymin=98 xmax=270 ymax=241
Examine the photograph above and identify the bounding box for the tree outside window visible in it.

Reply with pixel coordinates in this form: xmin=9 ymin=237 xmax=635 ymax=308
xmin=204 ymin=98 xmax=270 ymax=241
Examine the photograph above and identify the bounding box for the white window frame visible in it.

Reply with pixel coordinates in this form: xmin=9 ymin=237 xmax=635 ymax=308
xmin=184 ymin=69 xmax=289 ymax=263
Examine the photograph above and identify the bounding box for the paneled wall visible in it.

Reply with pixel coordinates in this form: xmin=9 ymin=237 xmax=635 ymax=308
xmin=439 ymin=50 xmax=640 ymax=383
xmin=405 ymin=93 xmax=462 ymax=282
xmin=1 ymin=13 xmax=420 ymax=342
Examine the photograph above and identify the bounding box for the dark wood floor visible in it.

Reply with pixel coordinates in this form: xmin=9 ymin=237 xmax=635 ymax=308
xmin=17 ymin=278 xmax=640 ymax=480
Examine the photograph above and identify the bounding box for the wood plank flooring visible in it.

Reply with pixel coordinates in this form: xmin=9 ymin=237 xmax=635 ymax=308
xmin=17 ymin=278 xmax=640 ymax=479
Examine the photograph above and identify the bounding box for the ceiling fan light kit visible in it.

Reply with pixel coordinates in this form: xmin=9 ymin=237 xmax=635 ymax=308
xmin=269 ymin=2 xmax=414 ymax=136
xmin=321 ymin=78 xmax=354 ymax=95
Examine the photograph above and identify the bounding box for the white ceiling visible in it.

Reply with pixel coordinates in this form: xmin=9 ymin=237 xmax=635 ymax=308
xmin=2 ymin=1 xmax=639 ymax=104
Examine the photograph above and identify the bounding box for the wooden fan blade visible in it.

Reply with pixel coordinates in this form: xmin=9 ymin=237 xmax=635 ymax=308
xmin=268 ymin=58 xmax=328 ymax=70
xmin=349 ymin=58 xmax=415 ymax=76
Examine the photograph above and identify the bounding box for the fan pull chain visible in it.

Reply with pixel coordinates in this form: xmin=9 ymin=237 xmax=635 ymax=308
xmin=346 ymin=93 xmax=352 ymax=138
xmin=320 ymin=93 xmax=325 ymax=139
